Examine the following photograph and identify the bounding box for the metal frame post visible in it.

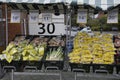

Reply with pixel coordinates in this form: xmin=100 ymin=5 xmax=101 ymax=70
xmin=11 ymin=69 xmax=14 ymax=80
xmin=5 ymin=4 xmax=8 ymax=46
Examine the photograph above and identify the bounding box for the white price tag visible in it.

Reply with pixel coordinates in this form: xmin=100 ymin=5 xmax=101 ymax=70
xmin=10 ymin=10 xmax=20 ymax=23
xmin=77 ymin=9 xmax=87 ymax=23
xmin=29 ymin=10 xmax=39 ymax=23
xmin=29 ymin=13 xmax=65 ymax=35
xmin=29 ymin=23 xmax=65 ymax=35
xmin=107 ymin=9 xmax=118 ymax=23
xmin=42 ymin=13 xmax=52 ymax=23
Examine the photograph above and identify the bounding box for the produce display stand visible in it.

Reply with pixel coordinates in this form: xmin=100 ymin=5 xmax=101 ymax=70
xmin=67 ymin=2 xmax=120 ymax=80
xmin=0 ymin=2 xmax=69 ymax=80
xmin=69 ymin=63 xmax=91 ymax=73
xmin=0 ymin=1 xmax=120 ymax=80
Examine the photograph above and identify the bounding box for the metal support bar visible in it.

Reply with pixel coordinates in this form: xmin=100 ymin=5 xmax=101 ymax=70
xmin=74 ymin=69 xmax=86 ymax=80
xmin=0 ymin=63 xmax=5 ymax=79
xmin=45 ymin=66 xmax=59 ymax=70
xmin=72 ymin=69 xmax=86 ymax=73
xmin=3 ymin=66 xmax=16 ymax=72
xmin=23 ymin=19 xmax=27 ymax=35
xmin=23 ymin=66 xmax=37 ymax=71
xmin=75 ymin=72 xmax=77 ymax=80
xmin=5 ymin=4 xmax=8 ymax=46
xmin=95 ymin=69 xmax=108 ymax=74
xmin=11 ymin=69 xmax=14 ymax=80
xmin=13 ymin=72 xmax=60 ymax=76
xmin=60 ymin=71 xmax=62 ymax=80
xmin=12 ymin=71 xmax=62 ymax=80
xmin=113 ymin=66 xmax=117 ymax=74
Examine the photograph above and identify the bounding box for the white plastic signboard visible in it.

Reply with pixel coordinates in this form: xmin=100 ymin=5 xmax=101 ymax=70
xmin=107 ymin=9 xmax=118 ymax=23
xmin=89 ymin=10 xmax=94 ymax=19
xmin=29 ymin=10 xmax=39 ymax=23
xmin=28 ymin=12 xmax=66 ymax=35
xmin=42 ymin=13 xmax=52 ymax=23
xmin=77 ymin=9 xmax=87 ymax=23
xmin=10 ymin=10 xmax=20 ymax=23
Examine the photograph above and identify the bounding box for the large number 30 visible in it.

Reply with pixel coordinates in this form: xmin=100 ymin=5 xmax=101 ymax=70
xmin=38 ymin=23 xmax=55 ymax=34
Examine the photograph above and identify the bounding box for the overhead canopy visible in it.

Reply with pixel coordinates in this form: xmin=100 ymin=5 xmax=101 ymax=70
xmin=0 ymin=0 xmax=120 ymax=10
xmin=107 ymin=4 xmax=120 ymax=12
xmin=7 ymin=2 xmax=67 ymax=12
xmin=0 ymin=1 xmax=99 ymax=14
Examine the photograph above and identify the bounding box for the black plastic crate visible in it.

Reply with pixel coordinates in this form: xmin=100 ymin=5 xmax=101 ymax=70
xmin=44 ymin=60 xmax=64 ymax=70
xmin=22 ymin=61 xmax=43 ymax=70
xmin=0 ymin=60 xmax=22 ymax=72
xmin=69 ymin=63 xmax=91 ymax=73
xmin=44 ymin=46 xmax=65 ymax=70
xmin=92 ymin=64 xmax=114 ymax=74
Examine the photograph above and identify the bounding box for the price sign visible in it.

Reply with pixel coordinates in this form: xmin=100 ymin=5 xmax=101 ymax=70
xmin=42 ymin=13 xmax=52 ymax=23
xmin=28 ymin=13 xmax=65 ymax=35
xmin=77 ymin=9 xmax=87 ymax=23
xmin=29 ymin=10 xmax=39 ymax=23
xmin=107 ymin=9 xmax=118 ymax=23
xmin=11 ymin=10 xmax=20 ymax=23
xmin=89 ymin=10 xmax=94 ymax=19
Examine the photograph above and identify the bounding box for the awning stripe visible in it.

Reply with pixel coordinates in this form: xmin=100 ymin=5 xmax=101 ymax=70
xmin=44 ymin=0 xmax=51 ymax=4
xmin=22 ymin=0 xmax=29 ymax=3
xmin=101 ymin=0 xmax=107 ymax=10
xmin=77 ymin=0 xmax=82 ymax=5
xmin=50 ymin=0 xmax=56 ymax=3
xmin=107 ymin=0 xmax=114 ymax=8
xmin=22 ymin=4 xmax=29 ymax=10
xmin=32 ymin=0 xmax=39 ymax=3
xmin=84 ymin=0 xmax=89 ymax=4
xmin=16 ymin=4 xmax=25 ymax=9
xmin=55 ymin=0 xmax=61 ymax=3
xmin=1 ymin=0 xmax=120 ymax=10
xmin=114 ymin=0 xmax=120 ymax=6
xmin=27 ymin=4 xmax=35 ymax=9
xmin=32 ymin=4 xmax=39 ymax=9
xmin=9 ymin=3 xmax=18 ymax=9
xmin=89 ymin=0 xmax=95 ymax=6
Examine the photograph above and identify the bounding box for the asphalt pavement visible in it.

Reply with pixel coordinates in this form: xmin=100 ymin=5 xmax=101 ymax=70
xmin=0 ymin=70 xmax=120 ymax=80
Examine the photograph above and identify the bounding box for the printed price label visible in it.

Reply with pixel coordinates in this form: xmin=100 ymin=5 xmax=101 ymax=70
xmin=107 ymin=9 xmax=118 ymax=23
xmin=77 ymin=9 xmax=87 ymax=23
xmin=11 ymin=10 xmax=20 ymax=23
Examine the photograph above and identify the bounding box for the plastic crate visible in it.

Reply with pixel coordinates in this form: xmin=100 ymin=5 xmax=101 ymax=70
xmin=22 ymin=61 xmax=43 ymax=70
xmin=69 ymin=63 xmax=91 ymax=73
xmin=44 ymin=60 xmax=64 ymax=70
xmin=92 ymin=64 xmax=114 ymax=74
xmin=0 ymin=60 xmax=22 ymax=72
xmin=44 ymin=46 xmax=65 ymax=70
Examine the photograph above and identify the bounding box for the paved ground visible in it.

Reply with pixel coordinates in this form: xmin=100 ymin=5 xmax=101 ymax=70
xmin=0 ymin=70 xmax=120 ymax=80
